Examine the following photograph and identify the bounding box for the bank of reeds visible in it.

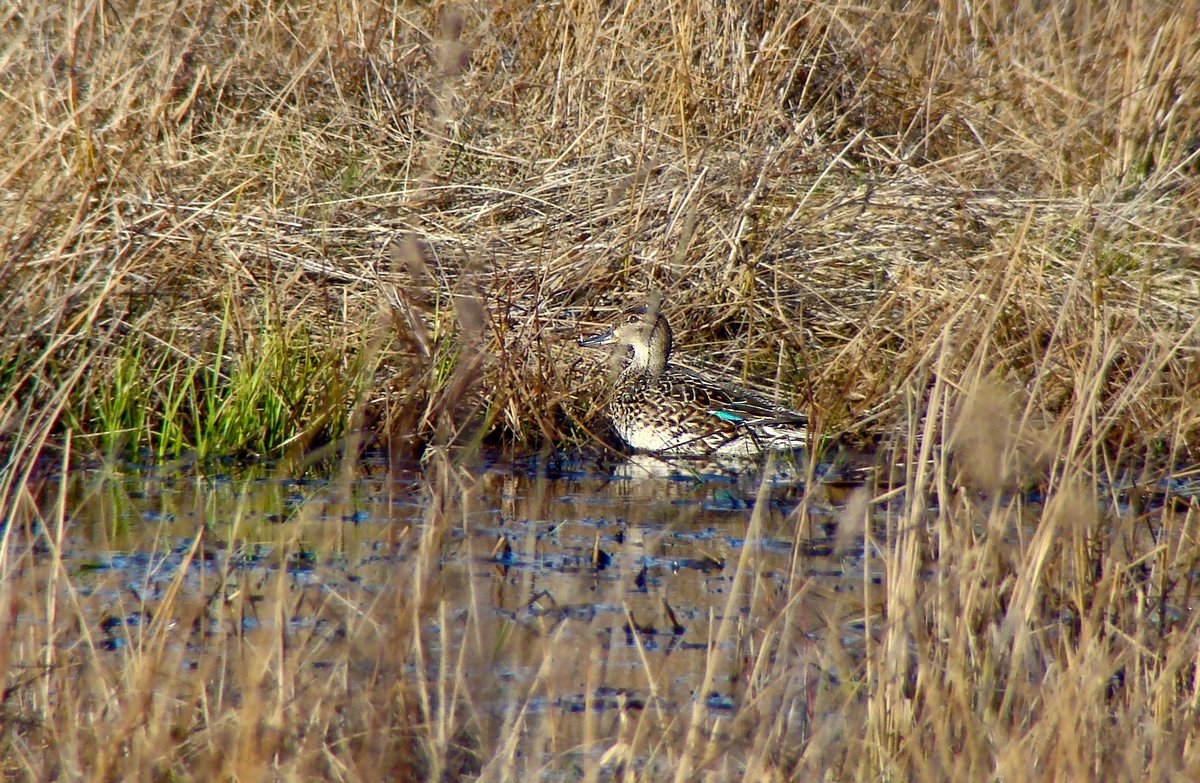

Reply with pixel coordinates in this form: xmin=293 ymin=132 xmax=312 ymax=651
xmin=3 ymin=0 xmax=1200 ymax=779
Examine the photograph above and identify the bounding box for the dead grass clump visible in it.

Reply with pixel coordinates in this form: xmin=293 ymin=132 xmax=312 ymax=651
xmin=948 ymin=378 xmax=1046 ymax=494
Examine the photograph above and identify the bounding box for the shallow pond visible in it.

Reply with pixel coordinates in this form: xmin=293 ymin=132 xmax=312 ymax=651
xmin=9 ymin=449 xmax=1194 ymax=775
xmin=18 ymin=453 xmax=882 ymax=688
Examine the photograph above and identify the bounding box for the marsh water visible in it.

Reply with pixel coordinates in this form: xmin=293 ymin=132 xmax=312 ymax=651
xmin=14 ymin=453 xmax=891 ymax=710
xmin=13 ymin=448 xmax=1192 ymax=747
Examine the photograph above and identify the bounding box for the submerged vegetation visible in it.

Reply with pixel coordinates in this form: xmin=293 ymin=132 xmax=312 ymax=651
xmin=3 ymin=0 xmax=1200 ymax=779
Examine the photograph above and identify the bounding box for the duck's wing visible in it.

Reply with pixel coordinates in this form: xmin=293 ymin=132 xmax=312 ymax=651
xmin=665 ymin=366 xmax=808 ymax=428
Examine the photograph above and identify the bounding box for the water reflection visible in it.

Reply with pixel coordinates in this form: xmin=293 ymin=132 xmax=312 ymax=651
xmin=9 ymin=450 xmax=1196 ymax=776
xmin=17 ymin=451 xmax=888 ymax=733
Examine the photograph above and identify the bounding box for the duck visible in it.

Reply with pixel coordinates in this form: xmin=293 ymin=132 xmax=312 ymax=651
xmin=579 ymin=304 xmax=809 ymax=456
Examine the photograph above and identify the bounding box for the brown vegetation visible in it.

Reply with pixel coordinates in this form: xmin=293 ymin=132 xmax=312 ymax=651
xmin=3 ymin=0 xmax=1200 ymax=779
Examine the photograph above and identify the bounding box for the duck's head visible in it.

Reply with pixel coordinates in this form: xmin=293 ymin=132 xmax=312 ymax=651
xmin=579 ymin=305 xmax=673 ymax=376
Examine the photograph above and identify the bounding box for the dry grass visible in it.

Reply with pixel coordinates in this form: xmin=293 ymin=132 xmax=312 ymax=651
xmin=3 ymin=0 xmax=1200 ymax=779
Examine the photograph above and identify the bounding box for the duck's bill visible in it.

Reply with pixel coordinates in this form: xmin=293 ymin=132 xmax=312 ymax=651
xmin=578 ymin=329 xmax=616 ymax=347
